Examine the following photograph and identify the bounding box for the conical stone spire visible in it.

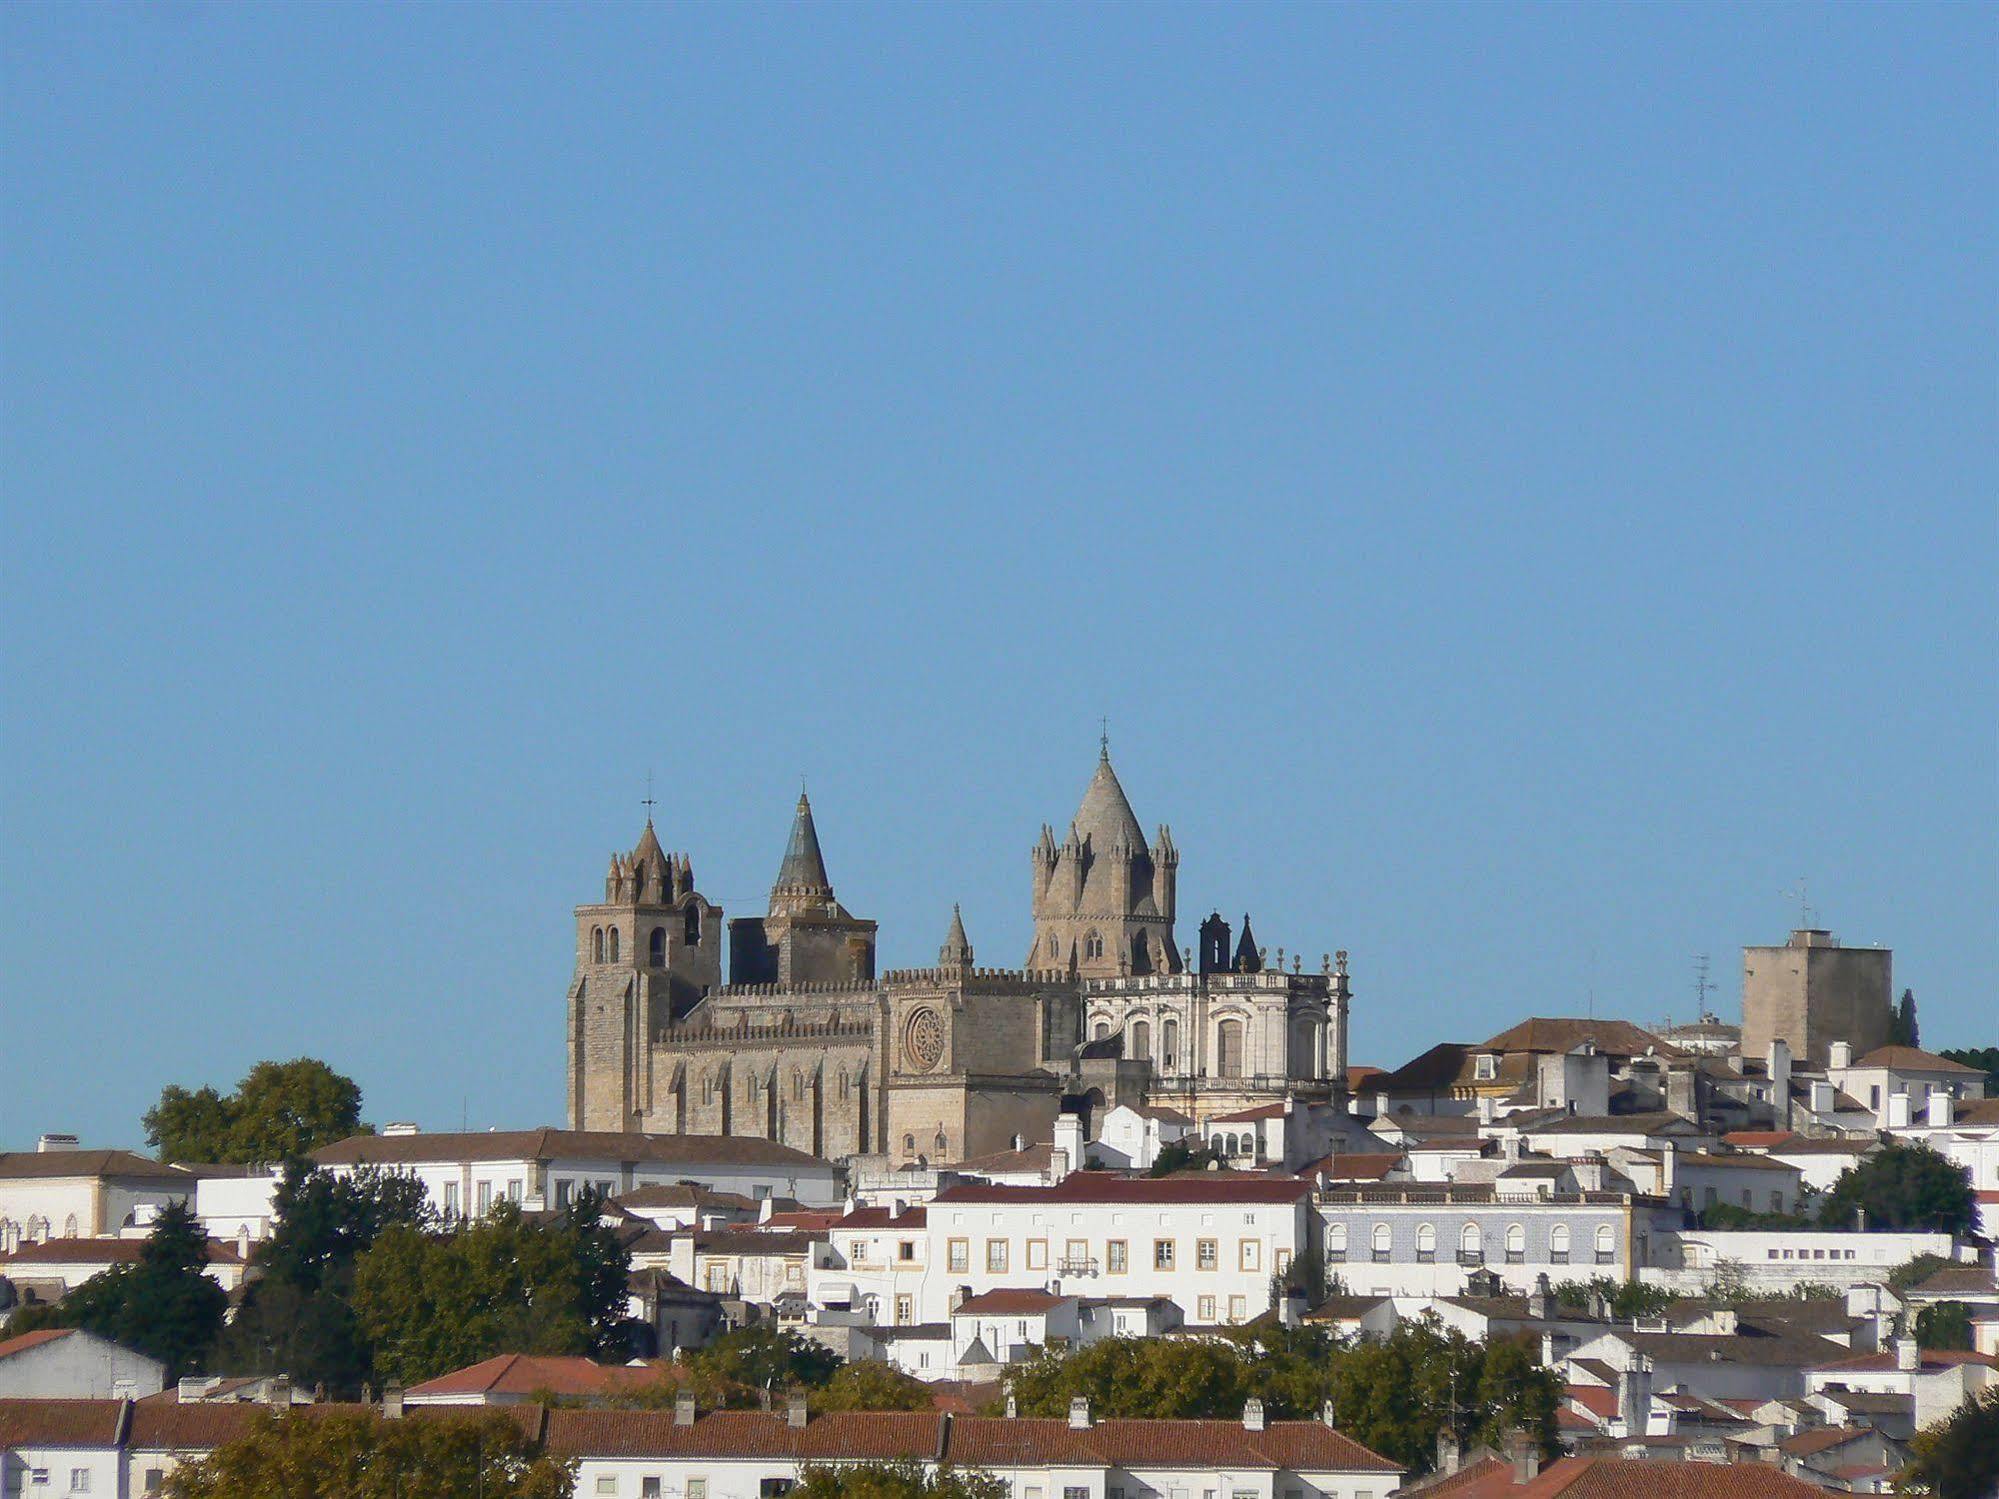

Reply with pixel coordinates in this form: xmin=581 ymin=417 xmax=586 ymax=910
xmin=940 ymin=904 xmax=973 ymax=968
xmin=771 ymin=792 xmax=834 ymax=909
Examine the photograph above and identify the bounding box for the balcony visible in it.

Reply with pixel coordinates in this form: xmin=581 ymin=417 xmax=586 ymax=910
xmin=1456 ymin=1250 xmax=1484 ymax=1266
xmin=1056 ymin=1257 xmax=1098 ymax=1277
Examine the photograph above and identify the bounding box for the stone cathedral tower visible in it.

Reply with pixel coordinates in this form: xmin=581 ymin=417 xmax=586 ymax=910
xmin=1027 ymin=742 xmax=1180 ymax=978
xmin=566 ymin=819 xmax=722 ymax=1131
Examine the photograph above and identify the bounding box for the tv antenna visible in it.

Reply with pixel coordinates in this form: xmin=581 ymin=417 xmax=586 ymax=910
xmin=1693 ymin=953 xmax=1715 ymax=1024
xmin=1782 ymin=878 xmax=1814 ymax=929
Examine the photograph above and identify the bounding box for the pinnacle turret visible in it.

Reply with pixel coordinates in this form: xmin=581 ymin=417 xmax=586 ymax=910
xmin=940 ymin=904 xmax=974 ymax=968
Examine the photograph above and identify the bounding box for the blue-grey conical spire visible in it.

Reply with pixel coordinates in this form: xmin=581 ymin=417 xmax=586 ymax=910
xmin=773 ymin=792 xmax=833 ymax=901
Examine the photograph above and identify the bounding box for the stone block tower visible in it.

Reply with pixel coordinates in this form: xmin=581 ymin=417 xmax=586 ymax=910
xmin=1027 ymin=741 xmax=1180 ymax=979
xmin=566 ymin=819 xmax=721 ymax=1130
xmin=1742 ymin=928 xmax=1893 ymax=1068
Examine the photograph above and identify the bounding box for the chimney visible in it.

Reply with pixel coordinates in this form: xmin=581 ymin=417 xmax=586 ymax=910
xmin=1013 ymin=1133 xmax=1026 ymax=1153
xmin=1054 ymin=1113 xmax=1085 ymax=1178
xmin=383 ymin=1385 xmax=404 ymax=1420
xmin=1896 ymin=1337 xmax=1919 ymax=1372
xmin=787 ymin=1392 xmax=808 ymax=1428
xmin=1508 ymin=1428 xmax=1540 ymax=1483
xmin=1477 ymin=1095 xmax=1496 ymax=1126
xmin=1927 ymin=1091 xmax=1953 ymax=1128
xmin=674 ymin=1392 xmax=696 ymax=1426
xmin=1528 ymin=1273 xmax=1552 ymax=1321
xmin=1321 ymin=1399 xmax=1338 ymax=1429
xmin=1809 ymin=1080 xmax=1835 ymax=1116
xmin=263 ymin=1376 xmax=291 ymax=1410
xmin=1888 ymin=1092 xmax=1912 ymax=1130
xmin=1618 ymin=1356 xmax=1652 ymax=1437
xmin=1436 ymin=1427 xmax=1462 ymax=1477
xmin=1373 ymin=1091 xmax=1389 ymax=1120
xmin=1829 ymin=1041 xmax=1852 ymax=1070
xmin=382 ymin=1122 xmax=420 ymax=1137
xmin=1243 ymin=1398 xmax=1265 ymax=1432
xmin=1068 ymin=1396 xmax=1091 ymax=1430
xmin=1768 ymin=1040 xmax=1792 ymax=1129
xmin=1661 ymin=1141 xmax=1678 ymax=1197
xmin=35 ymin=1133 xmax=79 ymax=1153
xmin=1279 ymin=1286 xmax=1304 ymax=1328
xmin=1005 ymin=1392 xmax=1018 ymax=1419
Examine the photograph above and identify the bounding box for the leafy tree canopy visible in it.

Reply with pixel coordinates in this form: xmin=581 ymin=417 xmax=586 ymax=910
xmin=160 ymin=1408 xmax=574 ymax=1499
xmin=144 ymin=1058 xmax=365 ymax=1165
xmin=351 ymin=1199 xmax=637 ymax=1387
xmin=681 ymin=1326 xmax=845 ymax=1406
xmin=210 ymin=1164 xmax=432 ymax=1397
xmin=1889 ymin=1255 xmax=1956 ymax=1295
xmin=1915 ymin=1301 xmax=1974 ymax=1352
xmin=1889 ymin=990 xmax=1921 ymax=1048
xmin=1005 ymin=1323 xmax=1556 ymax=1474
xmin=1897 ymin=1387 xmax=1999 ymax=1498
xmin=812 ymin=1360 xmax=936 ymax=1412
xmin=1821 ymin=1142 xmax=1976 ymax=1236
xmin=1549 ymin=1278 xmax=1675 ymax=1320
xmin=18 ymin=1201 xmax=225 ymax=1379
xmin=797 ymin=1461 xmax=1008 ymax=1499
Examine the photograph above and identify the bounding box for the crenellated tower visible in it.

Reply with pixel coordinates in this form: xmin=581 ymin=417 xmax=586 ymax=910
xmin=566 ymin=817 xmax=721 ymax=1130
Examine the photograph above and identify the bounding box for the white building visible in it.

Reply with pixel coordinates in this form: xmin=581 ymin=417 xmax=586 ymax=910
xmin=0 ymin=1399 xmax=1405 ymax=1499
xmin=0 ymin=1328 xmax=165 ymax=1400
xmin=1804 ymin=1337 xmax=1999 ymax=1433
xmin=0 ymin=1144 xmax=195 ymax=1250
xmin=1639 ymin=1228 xmax=1961 ymax=1295
xmin=0 ymin=1236 xmax=247 ymax=1298
xmin=924 ymin=1174 xmax=1314 ymax=1329
xmin=1091 ymin=1105 xmax=1193 ymax=1171
xmin=810 ymin=1202 xmax=931 ymax=1328
xmin=1894 ymin=1095 xmax=1999 ymax=1236
xmin=1825 ymin=1044 xmax=1986 ymax=1128
xmin=311 ymin=1126 xmax=843 ymax=1217
xmin=1316 ymin=1184 xmax=1659 ymax=1298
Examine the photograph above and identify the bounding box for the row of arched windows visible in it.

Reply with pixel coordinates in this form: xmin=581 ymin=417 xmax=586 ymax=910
xmin=591 ymin=907 xmax=704 ymax=965
xmin=1326 ymin=1220 xmax=1616 ymax=1264
xmin=0 ymin=1214 xmax=75 ymax=1252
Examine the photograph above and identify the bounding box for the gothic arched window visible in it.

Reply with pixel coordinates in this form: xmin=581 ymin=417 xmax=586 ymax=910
xmin=793 ymin=1070 xmax=805 ymax=1101
xmin=592 ymin=927 xmax=604 ymax=963
xmin=1131 ymin=932 xmax=1150 ymax=974
xmin=934 ymin=1129 xmax=948 ymax=1155
xmin=649 ymin=927 xmax=666 ymax=966
xmin=1129 ymin=1019 xmax=1151 ymax=1063
xmin=837 ymin=1069 xmax=850 ymax=1100
xmin=1093 ymin=1020 xmax=1110 ymax=1041
xmin=607 ymin=927 xmax=620 ymax=962
xmin=1085 ymin=931 xmax=1103 ymax=960
xmin=685 ymin=904 xmax=702 ymax=945
xmin=1162 ymin=1017 xmax=1179 ymax=1071
xmin=902 ymin=1134 xmax=916 ymax=1156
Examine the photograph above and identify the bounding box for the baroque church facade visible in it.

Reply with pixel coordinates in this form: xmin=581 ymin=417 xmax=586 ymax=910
xmin=565 ymin=746 xmax=1351 ymax=1166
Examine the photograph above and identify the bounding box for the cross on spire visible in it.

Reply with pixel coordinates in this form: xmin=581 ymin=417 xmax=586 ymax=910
xmin=641 ymin=771 xmax=656 ymax=825
xmin=1099 ymin=716 xmax=1110 ymax=760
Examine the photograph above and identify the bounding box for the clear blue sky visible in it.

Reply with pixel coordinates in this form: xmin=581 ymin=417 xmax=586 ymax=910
xmin=3 ymin=4 xmax=1993 ymax=1150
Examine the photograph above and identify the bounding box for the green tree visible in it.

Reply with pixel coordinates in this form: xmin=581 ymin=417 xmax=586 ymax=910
xmin=1549 ymin=1277 xmax=1674 ymax=1320
xmin=1007 ymin=1335 xmax=1250 ymax=1419
xmin=160 ymin=1407 xmax=574 ymax=1499
xmin=1915 ymin=1301 xmax=1974 ymax=1352
xmin=1147 ymin=1140 xmax=1221 ymax=1177
xmin=20 ymin=1202 xmax=226 ymax=1379
xmin=812 ymin=1360 xmax=936 ymax=1412
xmin=681 ymin=1326 xmax=844 ymax=1404
xmin=1820 ymin=1142 xmax=1976 ymax=1235
xmin=1889 ymin=990 xmax=1920 ymax=1047
xmin=144 ymin=1058 xmax=365 ymax=1165
xmin=211 ymin=1163 xmax=432 ymax=1396
xmin=1888 ymin=1255 xmax=1955 ymax=1294
xmin=1897 ymin=1387 xmax=1999 ymax=1498
xmin=352 ymin=1201 xmax=636 ymax=1387
xmin=796 ymin=1462 xmax=1008 ymax=1499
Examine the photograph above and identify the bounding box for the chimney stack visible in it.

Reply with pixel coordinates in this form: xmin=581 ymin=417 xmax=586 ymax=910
xmin=1069 ymin=1396 xmax=1091 ymax=1430
xmin=787 ymin=1392 xmax=808 ymax=1428
xmin=1829 ymin=1041 xmax=1852 ymax=1070
xmin=674 ymin=1392 xmax=696 ymax=1426
xmin=1888 ymin=1091 xmax=1912 ymax=1130
xmin=1243 ymin=1398 xmax=1265 ymax=1432
xmin=1508 ymin=1429 xmax=1540 ymax=1483
xmin=1927 ymin=1091 xmax=1954 ymax=1128
xmin=1321 ymin=1399 xmax=1338 ymax=1428
xmin=264 ymin=1376 xmax=291 ymax=1410
xmin=382 ymin=1385 xmax=404 ymax=1420
xmin=1436 ymin=1428 xmax=1462 ymax=1477
xmin=1896 ymin=1337 xmax=1920 ymax=1372
xmin=1618 ymin=1356 xmax=1652 ymax=1437
xmin=1768 ymin=1040 xmax=1792 ymax=1130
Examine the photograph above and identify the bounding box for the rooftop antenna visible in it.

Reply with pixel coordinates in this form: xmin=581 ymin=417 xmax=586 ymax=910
xmin=1693 ymin=953 xmax=1715 ymax=1025
xmin=642 ymin=771 xmax=657 ymax=825
xmin=1782 ymin=877 xmax=1814 ymax=929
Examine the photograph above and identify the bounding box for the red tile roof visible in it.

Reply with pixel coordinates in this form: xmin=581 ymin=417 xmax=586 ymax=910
xmin=1518 ymin=1457 xmax=1828 ymax=1497
xmin=835 ymin=1206 xmax=929 ymax=1230
xmin=1209 ymin=1104 xmax=1287 ymax=1123
xmin=1815 ymin=1347 xmax=1999 ymax=1373
xmin=0 ymin=1150 xmax=191 ymax=1183
xmin=1302 ymin=1153 xmax=1405 ymax=1181
xmin=954 ymin=1288 xmax=1071 ymax=1315
xmin=0 ymin=1398 xmax=127 ymax=1447
xmin=933 ymin=1174 xmax=1311 ymax=1206
xmin=1853 ymin=1045 xmax=1983 ymax=1074
xmin=1720 ymin=1131 xmax=1798 ymax=1150
xmin=0 ymin=1328 xmax=76 ymax=1361
xmin=408 ymin=1354 xmax=681 ymax=1399
xmin=0 ymin=1237 xmax=242 ymax=1267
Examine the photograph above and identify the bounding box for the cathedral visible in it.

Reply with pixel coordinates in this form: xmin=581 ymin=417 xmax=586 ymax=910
xmin=565 ymin=744 xmax=1352 ymax=1165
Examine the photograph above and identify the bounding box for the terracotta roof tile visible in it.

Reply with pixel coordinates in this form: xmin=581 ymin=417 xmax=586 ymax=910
xmin=0 ymin=1237 xmax=243 ymax=1267
xmin=0 ymin=1328 xmax=76 ymax=1360
xmin=0 ymin=1150 xmax=191 ymax=1183
xmin=1852 ymin=1045 xmax=1983 ymax=1073
xmin=932 ymin=1175 xmax=1310 ymax=1206
xmin=0 ymin=1398 xmax=127 ymax=1447
xmin=954 ymin=1288 xmax=1070 ymax=1315
xmin=1518 ymin=1457 xmax=1828 ymax=1497
xmin=408 ymin=1354 xmax=680 ymax=1398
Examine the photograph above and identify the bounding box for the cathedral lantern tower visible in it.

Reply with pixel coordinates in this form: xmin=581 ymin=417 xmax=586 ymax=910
xmin=728 ymin=792 xmax=878 ymax=986
xmin=1027 ymin=741 xmax=1181 ymax=979
xmin=566 ymin=816 xmax=720 ymax=1131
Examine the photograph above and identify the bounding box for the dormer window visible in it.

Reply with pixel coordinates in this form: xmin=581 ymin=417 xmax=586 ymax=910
xmin=1475 ymin=1055 xmax=1497 ymax=1081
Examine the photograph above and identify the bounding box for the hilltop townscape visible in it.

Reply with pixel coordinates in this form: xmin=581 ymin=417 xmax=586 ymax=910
xmin=3 ymin=751 xmax=1994 ymax=1497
